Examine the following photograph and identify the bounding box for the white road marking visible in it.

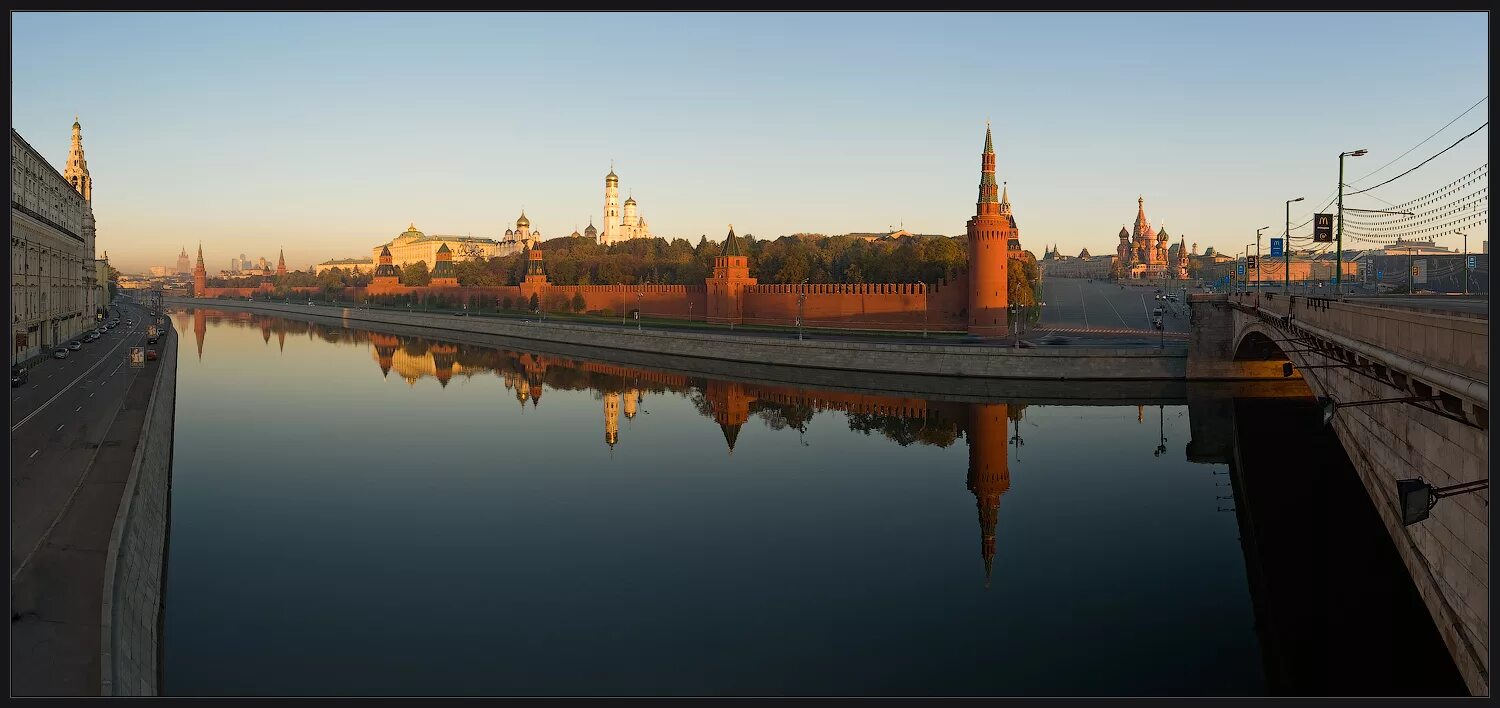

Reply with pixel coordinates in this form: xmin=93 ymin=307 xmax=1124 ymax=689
xmin=75 ymin=406 xmax=81 ymax=412
xmin=29 ymin=450 xmax=39 ymax=459
xmin=55 ymin=424 xmax=63 ymax=432
xmin=1077 ymin=284 xmax=1089 ymax=328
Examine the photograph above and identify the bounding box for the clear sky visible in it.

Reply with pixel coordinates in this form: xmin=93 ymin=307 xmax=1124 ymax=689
xmin=12 ymin=12 xmax=1489 ymax=275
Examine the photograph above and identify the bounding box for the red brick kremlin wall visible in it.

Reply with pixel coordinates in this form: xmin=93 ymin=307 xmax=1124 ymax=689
xmin=193 ymin=126 xmax=1013 ymax=335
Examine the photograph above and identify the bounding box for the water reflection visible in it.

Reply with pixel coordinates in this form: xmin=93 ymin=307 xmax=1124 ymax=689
xmin=164 ymin=307 xmax=1462 ymax=696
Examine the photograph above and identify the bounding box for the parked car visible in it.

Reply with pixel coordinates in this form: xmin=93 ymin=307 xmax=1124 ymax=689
xmin=145 ymin=349 xmax=159 ymax=362
xmin=147 ymin=336 xmax=158 ymax=345
xmin=53 ymin=348 xmax=69 ymax=359
xmin=11 ymin=366 xmax=28 ymax=387
xmin=307 ymin=301 xmax=315 ymax=306
xmin=68 ymin=341 xmax=83 ymax=351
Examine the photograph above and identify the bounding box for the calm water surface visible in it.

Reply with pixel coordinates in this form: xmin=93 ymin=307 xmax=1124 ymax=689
xmin=161 ymin=308 xmax=1460 ymax=696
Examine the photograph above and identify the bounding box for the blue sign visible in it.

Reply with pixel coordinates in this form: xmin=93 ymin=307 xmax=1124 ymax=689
xmin=1269 ymin=238 xmax=1283 ymax=257
xmin=1237 ymin=263 xmax=1245 ymax=276
xmin=1468 ymin=256 xmax=1477 ymax=269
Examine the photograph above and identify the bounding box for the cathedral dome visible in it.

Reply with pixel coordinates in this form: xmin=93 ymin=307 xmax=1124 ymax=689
xmin=571 ymin=229 xmax=582 ymax=238
xmin=516 ymin=212 xmax=530 ymax=227
xmin=624 ymin=196 xmax=636 ymax=206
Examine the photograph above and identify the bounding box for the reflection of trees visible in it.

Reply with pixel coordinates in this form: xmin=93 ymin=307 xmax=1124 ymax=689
xmin=752 ymin=400 xmax=814 ymax=433
xmin=847 ymin=411 xmax=961 ymax=448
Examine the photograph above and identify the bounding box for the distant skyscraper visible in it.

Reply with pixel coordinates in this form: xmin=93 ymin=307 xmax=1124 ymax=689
xmin=176 ymin=247 xmax=191 ymax=274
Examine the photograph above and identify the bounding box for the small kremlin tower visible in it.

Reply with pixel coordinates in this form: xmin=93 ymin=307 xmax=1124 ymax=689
xmin=276 ymin=248 xmax=287 ymax=278
xmin=192 ymin=243 xmax=207 ymax=297
xmin=430 ymin=243 xmax=458 ymax=287
xmin=373 ymin=245 xmax=401 ymax=286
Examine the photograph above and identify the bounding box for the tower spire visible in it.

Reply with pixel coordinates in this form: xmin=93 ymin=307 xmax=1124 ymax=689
xmin=65 ymin=117 xmax=92 ymax=201
xmin=976 ymin=125 xmax=999 ymax=214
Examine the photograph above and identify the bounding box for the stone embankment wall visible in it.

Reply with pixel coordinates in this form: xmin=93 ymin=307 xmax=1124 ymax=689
xmin=167 ymin=298 xmax=1188 ymax=381
xmin=99 ymin=324 xmax=178 ymax=696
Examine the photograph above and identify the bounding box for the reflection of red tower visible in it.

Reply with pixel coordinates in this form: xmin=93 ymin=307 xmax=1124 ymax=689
xmin=193 ymin=309 xmax=206 ymax=360
xmin=705 ymin=380 xmax=755 ymax=454
xmin=430 ymin=342 xmax=457 ymax=387
xmin=277 ymin=328 xmax=286 ymax=352
xmin=966 ymin=124 xmax=1011 ymax=336
xmin=967 ymin=402 xmax=1011 ymax=586
xmin=371 ymin=333 xmax=398 ymax=377
xmin=518 ymin=353 xmax=547 ymax=407
xmin=260 ymin=319 xmax=272 ymax=344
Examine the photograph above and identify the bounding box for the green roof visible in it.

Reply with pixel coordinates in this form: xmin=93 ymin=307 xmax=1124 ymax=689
xmin=722 ymin=226 xmax=741 ymax=257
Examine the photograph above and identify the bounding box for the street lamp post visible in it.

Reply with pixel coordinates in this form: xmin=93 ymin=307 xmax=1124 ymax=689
xmin=1336 ymin=149 xmax=1369 ymax=294
xmin=1285 ymin=197 xmax=1304 ymax=294
xmin=1458 ymin=232 xmax=1469 ymax=295
xmin=1243 ymin=244 xmax=1254 ymax=295
xmin=1255 ymin=226 xmax=1270 ymax=303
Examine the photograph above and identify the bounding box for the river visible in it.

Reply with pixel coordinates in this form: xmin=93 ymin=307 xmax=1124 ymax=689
xmin=160 ymin=307 xmax=1463 ymax=696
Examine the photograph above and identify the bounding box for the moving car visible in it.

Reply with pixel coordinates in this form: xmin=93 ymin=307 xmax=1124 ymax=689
xmin=53 ymin=348 xmax=69 ymax=360
xmin=11 ymin=367 xmax=28 ymax=387
xmin=145 ymin=349 xmax=159 ymax=362
xmin=147 ymin=336 xmax=158 ymax=345
xmin=68 ymin=341 xmax=83 ymax=351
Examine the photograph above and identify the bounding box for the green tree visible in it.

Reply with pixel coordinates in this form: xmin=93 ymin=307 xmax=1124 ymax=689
xmin=402 ymin=260 xmax=431 ymax=286
xmin=528 ymin=292 xmax=540 ymax=312
xmin=571 ymin=290 xmax=586 ymax=313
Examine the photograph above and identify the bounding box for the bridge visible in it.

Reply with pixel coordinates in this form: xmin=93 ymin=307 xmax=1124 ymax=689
xmin=1188 ymin=291 xmax=1489 ymax=695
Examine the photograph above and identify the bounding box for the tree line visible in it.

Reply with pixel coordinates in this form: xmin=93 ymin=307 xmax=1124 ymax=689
xmin=255 ymin=233 xmax=1042 ymax=306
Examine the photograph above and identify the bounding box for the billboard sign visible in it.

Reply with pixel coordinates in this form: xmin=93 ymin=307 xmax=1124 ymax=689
xmin=129 ymin=346 xmax=145 ymax=368
xmin=1247 ymin=256 xmax=1258 ymax=271
xmin=1468 ymin=255 xmax=1477 ymax=269
xmin=1413 ymin=260 xmax=1427 ymax=284
xmin=1269 ymin=238 xmax=1283 ymax=258
xmin=1313 ymin=214 xmax=1334 ymax=243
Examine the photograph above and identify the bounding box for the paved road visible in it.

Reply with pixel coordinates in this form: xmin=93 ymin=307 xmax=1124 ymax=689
xmin=1037 ymin=277 xmax=1191 ymax=335
xmin=9 ymin=302 xmax=157 ymax=575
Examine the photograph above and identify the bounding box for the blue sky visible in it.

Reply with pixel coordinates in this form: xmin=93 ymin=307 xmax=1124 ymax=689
xmin=12 ymin=12 xmax=1489 ymax=274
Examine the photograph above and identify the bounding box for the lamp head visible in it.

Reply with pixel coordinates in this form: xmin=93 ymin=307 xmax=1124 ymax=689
xmin=1396 ymin=478 xmax=1437 ymax=525
xmin=1318 ymin=396 xmax=1337 ymax=426
xmin=1347 ymin=149 xmax=1368 ymax=157
xmin=1291 ymin=197 xmax=1305 ymax=203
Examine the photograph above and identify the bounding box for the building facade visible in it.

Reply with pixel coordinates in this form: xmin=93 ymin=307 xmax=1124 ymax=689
xmin=314 ymin=257 xmax=376 ymax=275
xmin=12 ymin=123 xmax=96 ymax=365
xmin=1041 ymin=245 xmax=1115 ymax=278
xmin=600 ymin=167 xmax=653 ymax=245
xmin=371 ymin=222 xmax=522 ymax=270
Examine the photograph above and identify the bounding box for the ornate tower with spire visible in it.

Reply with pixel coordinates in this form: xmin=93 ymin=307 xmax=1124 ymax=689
xmin=64 ymin=118 xmax=92 ymax=201
xmin=705 ymin=225 xmax=756 ymax=325
xmin=192 ymin=243 xmax=207 ymax=296
xmin=276 ymin=248 xmax=287 ymax=278
xmin=373 ymin=245 xmax=401 ymax=286
xmin=965 ymin=123 xmax=1011 ymax=336
xmin=602 ymin=165 xmax=621 ymax=244
xmin=65 ymin=118 xmax=100 ymax=319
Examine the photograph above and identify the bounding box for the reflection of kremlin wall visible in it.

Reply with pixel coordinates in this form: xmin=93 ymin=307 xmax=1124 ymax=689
xmin=184 ymin=307 xmax=1016 ymax=584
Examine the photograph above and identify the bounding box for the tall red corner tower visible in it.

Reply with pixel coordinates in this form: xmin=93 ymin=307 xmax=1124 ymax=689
xmin=966 ymin=124 xmax=1011 ymax=336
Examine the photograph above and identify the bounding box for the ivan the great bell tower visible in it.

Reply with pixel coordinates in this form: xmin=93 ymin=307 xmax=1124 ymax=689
xmin=966 ymin=123 xmax=1012 ymax=336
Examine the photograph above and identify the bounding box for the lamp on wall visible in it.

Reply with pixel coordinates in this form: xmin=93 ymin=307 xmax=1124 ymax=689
xmin=1396 ymin=477 xmax=1490 ymax=526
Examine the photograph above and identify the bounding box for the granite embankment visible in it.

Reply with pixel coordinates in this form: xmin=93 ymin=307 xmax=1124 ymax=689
xmin=166 ymin=298 xmax=1190 ymax=382
xmin=100 ymin=325 xmax=178 ymax=695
